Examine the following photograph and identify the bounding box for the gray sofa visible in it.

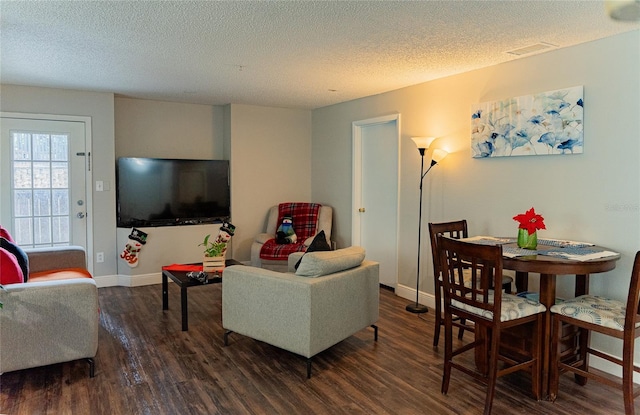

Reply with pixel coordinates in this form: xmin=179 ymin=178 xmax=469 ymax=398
xmin=0 ymin=246 xmax=99 ymax=376
xmin=223 ymin=246 xmax=379 ymax=378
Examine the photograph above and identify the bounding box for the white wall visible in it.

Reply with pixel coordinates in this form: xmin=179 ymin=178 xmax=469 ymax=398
xmin=312 ymin=31 xmax=640 ymax=376
xmin=227 ymin=104 xmax=312 ymax=261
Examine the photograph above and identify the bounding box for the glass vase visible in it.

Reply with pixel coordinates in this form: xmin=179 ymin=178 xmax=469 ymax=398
xmin=517 ymin=228 xmax=537 ymax=250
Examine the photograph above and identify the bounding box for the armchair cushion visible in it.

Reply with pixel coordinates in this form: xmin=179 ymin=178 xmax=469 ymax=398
xmin=295 ymin=246 xmax=366 ymax=278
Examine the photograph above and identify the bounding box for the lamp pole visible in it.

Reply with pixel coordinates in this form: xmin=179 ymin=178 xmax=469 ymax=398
xmin=406 ymin=148 xmax=432 ymax=313
xmin=406 ymin=138 xmax=447 ymax=314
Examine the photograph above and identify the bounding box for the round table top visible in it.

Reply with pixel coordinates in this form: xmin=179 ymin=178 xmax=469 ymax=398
xmin=501 ymin=242 xmax=620 ymax=275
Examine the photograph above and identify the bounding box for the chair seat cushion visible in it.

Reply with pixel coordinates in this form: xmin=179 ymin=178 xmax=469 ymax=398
xmin=550 ymin=295 xmax=631 ymax=331
xmin=29 ymin=267 xmax=93 ymax=282
xmin=452 ymin=292 xmax=546 ymax=322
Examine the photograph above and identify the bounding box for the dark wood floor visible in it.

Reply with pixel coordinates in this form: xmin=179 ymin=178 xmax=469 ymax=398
xmin=1 ymin=282 xmax=634 ymax=414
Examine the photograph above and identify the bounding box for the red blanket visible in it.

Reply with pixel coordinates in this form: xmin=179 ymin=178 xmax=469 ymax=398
xmin=259 ymin=202 xmax=321 ymax=260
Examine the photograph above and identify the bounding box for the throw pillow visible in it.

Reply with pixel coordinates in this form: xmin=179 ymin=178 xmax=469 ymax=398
xmin=0 ymin=248 xmax=24 ymax=284
xmin=1 ymin=237 xmax=29 ymax=282
xmin=295 ymin=246 xmax=366 ymax=278
xmin=295 ymin=230 xmax=331 ymax=270
xmin=0 ymin=225 xmax=14 ymax=242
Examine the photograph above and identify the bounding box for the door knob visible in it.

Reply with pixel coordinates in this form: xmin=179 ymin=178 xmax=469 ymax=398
xmin=359 ymin=208 xmax=366 ymax=213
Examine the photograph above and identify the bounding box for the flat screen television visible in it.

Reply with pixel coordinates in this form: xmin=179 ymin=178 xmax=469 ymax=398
xmin=116 ymin=157 xmax=230 ymax=227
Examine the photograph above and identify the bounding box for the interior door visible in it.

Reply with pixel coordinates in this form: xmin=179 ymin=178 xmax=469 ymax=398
xmin=1 ymin=116 xmax=89 ymax=250
xmin=352 ymin=114 xmax=400 ymax=288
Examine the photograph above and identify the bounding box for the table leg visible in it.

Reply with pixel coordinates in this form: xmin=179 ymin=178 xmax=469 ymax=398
xmin=162 ymin=272 xmax=169 ymax=310
xmin=181 ymin=286 xmax=188 ymax=331
xmin=538 ymin=273 xmax=556 ymax=400
xmin=515 ymin=271 xmax=529 ymax=293
xmin=575 ymin=274 xmax=589 ymax=297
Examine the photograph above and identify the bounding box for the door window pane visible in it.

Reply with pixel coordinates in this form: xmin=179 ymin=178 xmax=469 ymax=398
xmin=33 ymin=189 xmax=51 ymax=216
xmin=11 ymin=131 xmax=70 ymax=247
xmin=52 ymin=189 xmax=69 ymax=215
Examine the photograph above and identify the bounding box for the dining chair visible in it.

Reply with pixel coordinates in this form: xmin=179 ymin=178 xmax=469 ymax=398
xmin=438 ymin=236 xmax=546 ymax=415
xmin=428 ymin=220 xmax=513 ymax=347
xmin=549 ymin=250 xmax=640 ymax=415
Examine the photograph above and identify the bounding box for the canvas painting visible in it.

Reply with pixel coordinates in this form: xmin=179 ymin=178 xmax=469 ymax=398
xmin=471 ymin=86 xmax=584 ymax=158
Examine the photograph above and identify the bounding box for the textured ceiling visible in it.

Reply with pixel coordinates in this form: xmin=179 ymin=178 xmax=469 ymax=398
xmin=1 ymin=1 xmax=638 ymax=110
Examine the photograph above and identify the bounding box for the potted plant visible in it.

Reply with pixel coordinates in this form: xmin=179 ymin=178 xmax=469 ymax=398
xmin=200 ymin=234 xmax=227 ymax=272
xmin=199 ymin=222 xmax=235 ymax=272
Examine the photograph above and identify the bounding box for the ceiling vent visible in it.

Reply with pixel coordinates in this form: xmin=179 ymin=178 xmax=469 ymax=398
xmin=506 ymin=42 xmax=557 ymax=56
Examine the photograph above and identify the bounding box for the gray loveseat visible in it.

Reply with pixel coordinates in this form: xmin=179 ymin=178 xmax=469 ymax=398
xmin=0 ymin=246 xmax=99 ymax=376
xmin=222 ymin=246 xmax=379 ymax=378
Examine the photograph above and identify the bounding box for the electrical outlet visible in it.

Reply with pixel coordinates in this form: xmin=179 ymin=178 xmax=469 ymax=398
xmin=96 ymin=252 xmax=104 ymax=263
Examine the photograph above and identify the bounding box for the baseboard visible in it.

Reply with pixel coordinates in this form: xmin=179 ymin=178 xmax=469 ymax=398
xmin=395 ymin=283 xmax=436 ymax=310
xmin=94 ymin=272 xmax=163 ymax=288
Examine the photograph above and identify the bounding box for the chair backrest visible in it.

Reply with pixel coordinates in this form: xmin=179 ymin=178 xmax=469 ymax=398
xmin=266 ymin=203 xmax=333 ymax=241
xmin=429 ymin=220 xmax=468 ymax=277
xmin=625 ymin=251 xmax=640 ymax=333
xmin=438 ymin=236 xmax=504 ymax=322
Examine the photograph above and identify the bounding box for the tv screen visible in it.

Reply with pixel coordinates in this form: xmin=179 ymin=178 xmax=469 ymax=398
xmin=116 ymin=158 xmax=230 ymax=227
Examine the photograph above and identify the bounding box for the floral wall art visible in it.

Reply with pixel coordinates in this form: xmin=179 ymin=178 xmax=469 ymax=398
xmin=471 ymin=86 xmax=584 ymax=158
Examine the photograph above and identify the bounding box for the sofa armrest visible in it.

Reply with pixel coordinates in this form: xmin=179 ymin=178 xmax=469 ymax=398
xmin=24 ymin=246 xmax=87 ymax=274
xmin=0 ymin=278 xmax=99 ymax=374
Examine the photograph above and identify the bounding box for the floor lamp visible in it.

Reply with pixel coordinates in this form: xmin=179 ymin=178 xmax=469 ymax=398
xmin=406 ymin=137 xmax=448 ymax=314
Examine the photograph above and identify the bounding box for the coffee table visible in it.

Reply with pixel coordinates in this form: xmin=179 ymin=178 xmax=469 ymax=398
xmin=162 ymin=259 xmax=242 ymax=331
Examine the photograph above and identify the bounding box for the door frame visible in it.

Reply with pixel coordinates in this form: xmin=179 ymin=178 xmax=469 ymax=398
xmin=352 ymin=113 xmax=401 ymax=287
xmin=1 ymin=111 xmax=94 ymax=273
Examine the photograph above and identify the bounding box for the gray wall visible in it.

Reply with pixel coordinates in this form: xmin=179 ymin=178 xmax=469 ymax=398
xmin=0 ymin=85 xmax=117 ymax=278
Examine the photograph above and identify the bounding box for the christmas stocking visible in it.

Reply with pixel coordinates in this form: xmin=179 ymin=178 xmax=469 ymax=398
xmin=120 ymin=228 xmax=148 ymax=267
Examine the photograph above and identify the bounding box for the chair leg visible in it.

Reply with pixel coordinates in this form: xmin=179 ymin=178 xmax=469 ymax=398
xmin=224 ymin=330 xmax=233 ymax=346
xmin=371 ymin=324 xmax=378 ymax=341
xmin=622 ymin=341 xmax=635 ymax=415
xmin=87 ymin=358 xmax=95 ymax=378
xmin=484 ymin=327 xmax=501 ymax=415
xmin=531 ymin=314 xmax=542 ymax=400
xmin=441 ymin=311 xmax=453 ymax=395
xmin=434 ymin=282 xmax=443 ymax=347
xmin=575 ymin=327 xmax=590 ymax=386
xmin=306 ymin=358 xmax=312 ymax=379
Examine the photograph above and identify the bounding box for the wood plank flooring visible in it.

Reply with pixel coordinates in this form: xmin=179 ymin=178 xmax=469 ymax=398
xmin=1 ymin=283 xmax=634 ymax=414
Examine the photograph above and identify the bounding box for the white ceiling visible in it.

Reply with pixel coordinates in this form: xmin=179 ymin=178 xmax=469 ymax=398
xmin=1 ymin=1 xmax=638 ymax=110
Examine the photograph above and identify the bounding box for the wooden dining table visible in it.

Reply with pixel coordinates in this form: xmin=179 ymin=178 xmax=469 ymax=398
xmin=473 ymin=240 xmax=620 ymax=399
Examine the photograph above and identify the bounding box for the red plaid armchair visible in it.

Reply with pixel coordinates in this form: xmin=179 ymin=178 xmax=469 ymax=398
xmin=250 ymin=203 xmax=333 ymax=272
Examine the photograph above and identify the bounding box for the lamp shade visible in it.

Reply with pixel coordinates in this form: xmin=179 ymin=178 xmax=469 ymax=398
xmin=411 ymin=136 xmax=436 ymax=150
xmin=431 ymin=148 xmax=449 ymax=164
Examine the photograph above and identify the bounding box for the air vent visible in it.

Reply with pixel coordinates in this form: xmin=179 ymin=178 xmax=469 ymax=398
xmin=506 ymin=43 xmax=556 ymax=56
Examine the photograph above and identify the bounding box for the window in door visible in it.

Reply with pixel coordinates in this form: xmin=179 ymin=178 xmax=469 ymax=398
xmin=10 ymin=131 xmax=71 ymax=247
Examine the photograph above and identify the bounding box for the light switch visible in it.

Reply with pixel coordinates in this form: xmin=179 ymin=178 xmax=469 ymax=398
xmin=96 ymin=181 xmax=104 ymax=192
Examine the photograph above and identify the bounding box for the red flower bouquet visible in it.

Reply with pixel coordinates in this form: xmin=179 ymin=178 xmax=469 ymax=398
xmin=513 ymin=207 xmax=546 ymax=235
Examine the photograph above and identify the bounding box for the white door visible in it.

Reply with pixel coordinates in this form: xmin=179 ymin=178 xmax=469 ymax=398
xmin=352 ymin=114 xmax=400 ymax=288
xmin=1 ymin=116 xmax=89 ymax=251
